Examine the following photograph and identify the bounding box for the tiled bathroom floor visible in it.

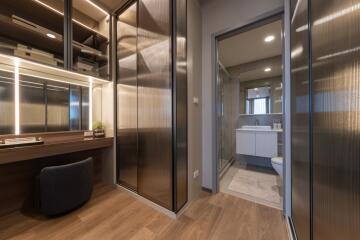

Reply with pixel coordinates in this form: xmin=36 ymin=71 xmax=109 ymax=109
xmin=220 ymin=160 xmax=283 ymax=209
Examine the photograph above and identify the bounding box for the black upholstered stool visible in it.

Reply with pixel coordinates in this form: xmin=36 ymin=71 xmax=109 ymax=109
xmin=39 ymin=157 xmax=93 ymax=216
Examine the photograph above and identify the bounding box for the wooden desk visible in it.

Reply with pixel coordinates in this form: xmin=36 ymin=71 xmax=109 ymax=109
xmin=0 ymin=132 xmax=114 ymax=216
xmin=0 ymin=137 xmax=113 ymax=165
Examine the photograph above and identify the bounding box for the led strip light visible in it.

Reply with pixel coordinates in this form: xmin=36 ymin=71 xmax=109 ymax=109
xmin=33 ymin=0 xmax=109 ymax=39
xmin=14 ymin=58 xmax=20 ymax=135
xmin=89 ymin=77 xmax=93 ymax=131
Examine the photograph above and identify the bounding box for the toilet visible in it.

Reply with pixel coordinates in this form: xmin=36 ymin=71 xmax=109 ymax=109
xmin=271 ymin=157 xmax=283 ymax=178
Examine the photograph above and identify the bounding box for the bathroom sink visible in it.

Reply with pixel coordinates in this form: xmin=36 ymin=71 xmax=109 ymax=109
xmin=240 ymin=125 xmax=272 ymax=130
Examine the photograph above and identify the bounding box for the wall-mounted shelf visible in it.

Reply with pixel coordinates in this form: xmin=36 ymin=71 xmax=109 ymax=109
xmin=0 ymin=53 xmax=110 ymax=87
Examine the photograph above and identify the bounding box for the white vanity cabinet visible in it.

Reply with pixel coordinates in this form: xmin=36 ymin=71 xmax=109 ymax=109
xmin=236 ymin=131 xmax=256 ymax=156
xmin=236 ymin=128 xmax=280 ymax=158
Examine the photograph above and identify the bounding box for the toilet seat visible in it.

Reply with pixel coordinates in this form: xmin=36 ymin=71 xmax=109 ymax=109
xmin=271 ymin=157 xmax=283 ymax=165
xmin=271 ymin=157 xmax=283 ymax=178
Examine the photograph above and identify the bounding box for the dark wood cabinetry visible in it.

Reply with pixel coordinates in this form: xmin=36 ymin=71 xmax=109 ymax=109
xmin=0 ymin=0 xmax=110 ymax=80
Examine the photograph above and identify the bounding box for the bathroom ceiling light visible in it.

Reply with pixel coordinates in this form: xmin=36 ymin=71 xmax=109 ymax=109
xmin=264 ymin=35 xmax=275 ymax=43
xmin=264 ymin=67 xmax=272 ymax=72
xmin=46 ymin=33 xmax=56 ymax=39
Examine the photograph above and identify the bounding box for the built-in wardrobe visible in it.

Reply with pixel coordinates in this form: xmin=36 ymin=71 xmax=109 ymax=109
xmin=115 ymin=0 xmax=187 ymax=212
xmin=291 ymin=0 xmax=360 ymax=239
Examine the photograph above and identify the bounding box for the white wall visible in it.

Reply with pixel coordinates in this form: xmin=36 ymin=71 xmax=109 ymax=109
xmin=201 ymin=0 xmax=284 ymax=189
xmin=283 ymin=0 xmax=291 ymax=217
xmin=187 ymin=0 xmax=203 ymax=200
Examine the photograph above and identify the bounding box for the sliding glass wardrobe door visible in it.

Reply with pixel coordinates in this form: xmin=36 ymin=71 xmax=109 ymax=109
xmin=117 ymin=2 xmax=138 ymax=190
xmin=291 ymin=0 xmax=360 ymax=239
xmin=116 ymin=0 xmax=187 ymax=211
xmin=137 ymin=0 xmax=173 ymax=209
xmin=311 ymin=0 xmax=360 ymax=239
xmin=290 ymin=0 xmax=311 ymax=239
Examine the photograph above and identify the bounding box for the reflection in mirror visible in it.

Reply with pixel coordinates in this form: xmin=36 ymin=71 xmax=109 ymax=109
xmin=47 ymin=82 xmax=69 ymax=132
xmin=0 ymin=70 xmax=96 ymax=135
xmin=246 ymin=86 xmax=271 ymax=114
xmin=0 ymin=0 xmax=65 ymax=68
xmin=241 ymin=77 xmax=283 ymax=115
xmin=0 ymin=71 xmax=15 ymax=135
xmin=70 ymin=85 xmax=81 ymax=130
xmin=20 ymin=76 xmax=46 ymax=133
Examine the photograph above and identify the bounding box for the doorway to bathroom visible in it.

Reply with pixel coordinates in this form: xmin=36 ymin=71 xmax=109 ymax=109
xmin=214 ymin=14 xmax=285 ymax=210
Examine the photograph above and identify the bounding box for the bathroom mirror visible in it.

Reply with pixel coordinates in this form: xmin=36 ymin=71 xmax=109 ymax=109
xmin=241 ymin=79 xmax=283 ymax=115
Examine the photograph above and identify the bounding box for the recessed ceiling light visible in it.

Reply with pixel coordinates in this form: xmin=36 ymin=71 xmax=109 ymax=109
xmin=46 ymin=33 xmax=56 ymax=39
xmin=264 ymin=67 xmax=272 ymax=72
xmin=264 ymin=35 xmax=275 ymax=43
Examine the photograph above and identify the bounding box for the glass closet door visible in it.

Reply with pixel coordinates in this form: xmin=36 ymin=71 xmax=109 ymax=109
xmin=290 ymin=0 xmax=311 ymax=239
xmin=137 ymin=0 xmax=173 ymax=209
xmin=117 ymin=2 xmax=138 ymax=191
xmin=117 ymin=0 xmax=186 ymax=211
xmin=312 ymin=0 xmax=360 ymax=239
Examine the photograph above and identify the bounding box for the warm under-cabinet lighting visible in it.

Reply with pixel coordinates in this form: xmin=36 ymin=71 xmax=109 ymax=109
xmin=0 ymin=53 xmax=109 ymax=85
xmin=32 ymin=0 xmax=108 ymax=38
xmin=46 ymin=33 xmax=56 ymax=39
xmin=14 ymin=58 xmax=20 ymax=135
xmin=86 ymin=0 xmax=109 ymax=16
xmin=264 ymin=35 xmax=275 ymax=43
xmin=89 ymin=77 xmax=93 ymax=131
xmin=264 ymin=67 xmax=272 ymax=72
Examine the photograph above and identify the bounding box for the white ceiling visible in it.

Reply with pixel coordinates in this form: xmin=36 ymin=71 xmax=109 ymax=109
xmin=218 ymin=20 xmax=282 ymax=68
xmin=227 ymin=57 xmax=283 ymax=82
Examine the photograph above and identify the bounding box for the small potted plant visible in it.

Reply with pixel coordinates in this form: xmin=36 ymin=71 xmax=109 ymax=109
xmin=92 ymin=121 xmax=105 ymax=138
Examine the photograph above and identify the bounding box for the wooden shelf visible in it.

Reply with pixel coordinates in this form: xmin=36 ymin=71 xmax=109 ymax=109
xmin=0 ymin=53 xmax=110 ymax=87
xmin=0 ymin=132 xmax=113 ymax=165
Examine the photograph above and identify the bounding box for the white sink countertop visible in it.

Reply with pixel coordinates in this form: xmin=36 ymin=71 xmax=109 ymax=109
xmin=236 ymin=126 xmax=283 ymax=132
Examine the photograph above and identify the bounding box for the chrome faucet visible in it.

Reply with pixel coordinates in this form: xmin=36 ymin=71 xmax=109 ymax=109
xmin=255 ymin=119 xmax=260 ymax=126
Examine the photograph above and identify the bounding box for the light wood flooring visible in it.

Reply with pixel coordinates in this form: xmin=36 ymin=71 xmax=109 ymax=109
xmin=0 ymin=184 xmax=289 ymax=240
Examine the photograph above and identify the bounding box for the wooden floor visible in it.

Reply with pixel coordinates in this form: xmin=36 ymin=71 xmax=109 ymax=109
xmin=0 ymin=184 xmax=289 ymax=240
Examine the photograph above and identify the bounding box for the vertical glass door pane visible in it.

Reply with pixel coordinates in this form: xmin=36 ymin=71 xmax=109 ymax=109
xmin=47 ymin=81 xmax=69 ymax=132
xmin=137 ymin=0 xmax=173 ymax=209
xmin=20 ymin=76 xmax=46 ymax=133
xmin=290 ymin=0 xmax=311 ymax=239
xmin=0 ymin=71 xmax=15 ymax=135
xmin=117 ymin=1 xmax=138 ymax=190
xmin=312 ymin=0 xmax=360 ymax=239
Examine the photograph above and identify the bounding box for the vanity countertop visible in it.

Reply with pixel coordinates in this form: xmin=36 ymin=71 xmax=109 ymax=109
xmin=236 ymin=128 xmax=283 ymax=133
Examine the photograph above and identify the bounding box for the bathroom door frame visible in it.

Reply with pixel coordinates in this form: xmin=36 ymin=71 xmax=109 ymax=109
xmin=211 ymin=8 xmax=290 ymax=213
